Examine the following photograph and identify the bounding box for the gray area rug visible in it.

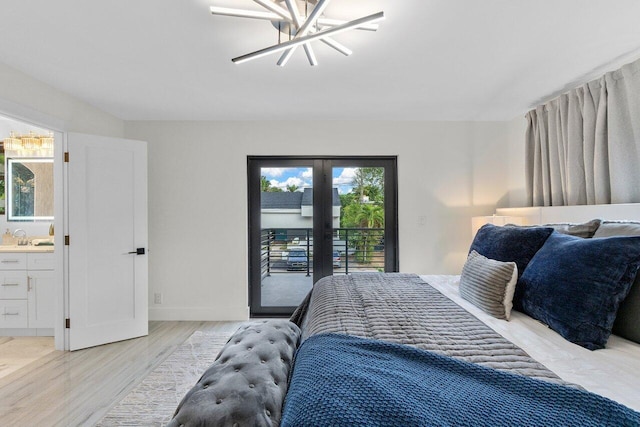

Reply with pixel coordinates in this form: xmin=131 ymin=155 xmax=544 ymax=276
xmin=97 ymin=331 xmax=232 ymax=426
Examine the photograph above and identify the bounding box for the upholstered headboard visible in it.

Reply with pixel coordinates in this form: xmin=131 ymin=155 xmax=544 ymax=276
xmin=494 ymin=203 xmax=640 ymax=345
xmin=496 ymin=203 xmax=640 ymax=225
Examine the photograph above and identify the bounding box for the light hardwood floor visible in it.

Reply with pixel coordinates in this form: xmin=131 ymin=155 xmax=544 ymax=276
xmin=0 ymin=336 xmax=56 ymax=380
xmin=0 ymin=321 xmax=245 ymax=427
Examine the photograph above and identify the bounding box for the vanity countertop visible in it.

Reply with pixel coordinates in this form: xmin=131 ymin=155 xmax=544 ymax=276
xmin=0 ymin=245 xmax=54 ymax=253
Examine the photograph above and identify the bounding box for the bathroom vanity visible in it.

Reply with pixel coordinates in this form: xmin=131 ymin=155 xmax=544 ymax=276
xmin=0 ymin=247 xmax=55 ymax=336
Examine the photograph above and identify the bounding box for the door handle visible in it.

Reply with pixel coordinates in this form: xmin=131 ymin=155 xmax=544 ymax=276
xmin=128 ymin=248 xmax=146 ymax=255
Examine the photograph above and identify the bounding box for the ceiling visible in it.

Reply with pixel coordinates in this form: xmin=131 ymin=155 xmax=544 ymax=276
xmin=1 ymin=0 xmax=640 ymax=121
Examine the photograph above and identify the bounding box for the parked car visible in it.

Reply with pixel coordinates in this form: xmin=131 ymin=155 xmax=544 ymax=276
xmin=333 ymin=251 xmax=341 ymax=268
xmin=287 ymin=247 xmax=308 ymax=270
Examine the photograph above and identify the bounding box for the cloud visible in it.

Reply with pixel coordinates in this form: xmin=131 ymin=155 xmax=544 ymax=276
xmin=270 ymin=176 xmax=306 ymax=191
xmin=283 ymin=177 xmax=305 ymax=188
xmin=332 ymin=168 xmax=358 ymax=194
xmin=301 ymin=168 xmax=313 ymax=179
xmin=333 ymin=167 xmax=357 ymax=185
xmin=261 ymin=168 xmax=285 ymax=177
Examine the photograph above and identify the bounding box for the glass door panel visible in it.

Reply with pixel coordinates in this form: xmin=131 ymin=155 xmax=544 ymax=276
xmin=258 ymin=165 xmax=313 ymax=311
xmin=332 ymin=166 xmax=386 ymax=274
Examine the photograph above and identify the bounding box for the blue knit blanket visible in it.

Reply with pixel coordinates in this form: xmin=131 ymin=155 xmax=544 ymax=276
xmin=281 ymin=334 xmax=640 ymax=427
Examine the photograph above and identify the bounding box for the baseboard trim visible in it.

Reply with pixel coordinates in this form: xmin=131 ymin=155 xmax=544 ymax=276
xmin=0 ymin=328 xmax=54 ymax=337
xmin=149 ymin=306 xmax=250 ymax=321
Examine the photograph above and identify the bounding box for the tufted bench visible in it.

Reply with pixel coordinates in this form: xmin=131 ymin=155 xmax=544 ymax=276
xmin=167 ymin=319 xmax=301 ymax=427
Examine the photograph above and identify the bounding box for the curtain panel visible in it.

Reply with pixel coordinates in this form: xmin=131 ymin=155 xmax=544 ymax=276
xmin=525 ymin=58 xmax=640 ymax=206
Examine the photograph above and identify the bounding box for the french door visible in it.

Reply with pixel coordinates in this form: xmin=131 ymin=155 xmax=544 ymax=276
xmin=248 ymin=156 xmax=398 ymax=316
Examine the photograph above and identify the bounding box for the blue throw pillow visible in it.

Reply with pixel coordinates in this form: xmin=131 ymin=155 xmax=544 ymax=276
xmin=469 ymin=224 xmax=554 ymax=311
xmin=519 ymin=232 xmax=640 ymax=350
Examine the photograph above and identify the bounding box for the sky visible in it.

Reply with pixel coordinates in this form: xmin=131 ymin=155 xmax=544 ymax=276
xmin=261 ymin=167 xmax=357 ymax=194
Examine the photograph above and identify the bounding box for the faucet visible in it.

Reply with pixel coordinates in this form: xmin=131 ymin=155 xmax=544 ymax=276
xmin=13 ymin=229 xmax=28 ymax=246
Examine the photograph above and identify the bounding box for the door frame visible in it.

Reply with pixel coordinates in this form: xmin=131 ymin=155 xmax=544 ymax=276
xmin=0 ymin=104 xmax=66 ymax=350
xmin=0 ymin=105 xmax=150 ymax=351
xmin=247 ymin=157 xmax=315 ymax=317
xmin=0 ymin=106 xmax=151 ymax=351
xmin=247 ymin=156 xmax=398 ymax=317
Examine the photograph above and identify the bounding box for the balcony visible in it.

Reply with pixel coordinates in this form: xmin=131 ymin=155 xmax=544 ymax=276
xmin=260 ymin=227 xmax=384 ymax=307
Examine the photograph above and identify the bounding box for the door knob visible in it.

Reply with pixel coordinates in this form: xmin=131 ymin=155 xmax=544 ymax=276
xmin=128 ymin=248 xmax=146 ymax=255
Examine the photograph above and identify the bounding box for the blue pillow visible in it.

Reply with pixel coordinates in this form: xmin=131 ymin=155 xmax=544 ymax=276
xmin=469 ymin=224 xmax=554 ymax=311
xmin=519 ymin=232 xmax=640 ymax=350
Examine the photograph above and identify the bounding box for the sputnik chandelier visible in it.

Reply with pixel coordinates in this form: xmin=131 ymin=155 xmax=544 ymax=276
xmin=210 ymin=0 xmax=385 ymax=66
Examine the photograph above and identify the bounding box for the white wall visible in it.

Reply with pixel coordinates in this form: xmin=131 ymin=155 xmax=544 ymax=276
xmin=0 ymin=64 xmax=126 ymax=350
xmin=0 ymin=63 xmax=124 ymax=137
xmin=301 ymin=205 xmax=341 ymax=219
xmin=125 ymin=120 xmax=513 ymax=321
xmin=0 ymin=63 xmax=521 ymax=322
xmin=0 ymin=64 xmax=125 ymax=252
xmin=505 ymin=115 xmax=528 ymax=207
xmin=261 ymin=210 xmax=310 ymax=229
xmin=0 ymin=64 xmax=125 ymax=243
xmin=262 ymin=208 xmax=340 ymax=229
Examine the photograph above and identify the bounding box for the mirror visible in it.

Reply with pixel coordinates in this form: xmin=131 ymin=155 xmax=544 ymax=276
xmin=7 ymin=158 xmax=53 ymax=221
xmin=0 ymin=149 xmax=4 ymax=215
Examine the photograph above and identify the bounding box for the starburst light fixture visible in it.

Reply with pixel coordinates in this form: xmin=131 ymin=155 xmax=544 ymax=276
xmin=210 ymin=0 xmax=385 ymax=66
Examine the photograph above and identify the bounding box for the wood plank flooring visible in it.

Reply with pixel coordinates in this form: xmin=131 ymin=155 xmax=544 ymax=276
xmin=0 ymin=321 xmax=245 ymax=427
xmin=0 ymin=336 xmax=56 ymax=380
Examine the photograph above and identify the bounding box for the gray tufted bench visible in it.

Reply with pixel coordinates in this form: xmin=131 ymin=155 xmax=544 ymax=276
xmin=167 ymin=319 xmax=301 ymax=427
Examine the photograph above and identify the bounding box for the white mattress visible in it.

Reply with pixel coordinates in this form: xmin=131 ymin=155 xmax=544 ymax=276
xmin=421 ymin=274 xmax=640 ymax=412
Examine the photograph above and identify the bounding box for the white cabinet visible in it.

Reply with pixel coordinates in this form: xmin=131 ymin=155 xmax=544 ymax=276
xmin=27 ymin=270 xmax=55 ymax=328
xmin=0 ymin=300 xmax=28 ymax=328
xmin=0 ymin=271 xmax=28 ymax=299
xmin=0 ymin=252 xmax=54 ymax=334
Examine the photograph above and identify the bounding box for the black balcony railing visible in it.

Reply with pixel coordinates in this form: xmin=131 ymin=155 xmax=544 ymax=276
xmin=260 ymin=227 xmax=385 ymax=279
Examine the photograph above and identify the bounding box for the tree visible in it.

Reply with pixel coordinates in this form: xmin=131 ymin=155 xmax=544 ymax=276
xmin=260 ymin=176 xmax=270 ymax=192
xmin=351 ymin=167 xmax=384 ymax=203
xmin=339 ymin=192 xmax=358 ymax=225
xmin=339 ymin=167 xmax=386 ymax=263
xmin=260 ymin=175 xmax=283 ymax=192
xmin=286 ymin=184 xmax=299 ymax=192
xmin=341 ymin=203 xmax=384 ymax=263
xmin=355 ymin=204 xmax=384 ymax=229
xmin=342 ymin=167 xmax=385 ymax=226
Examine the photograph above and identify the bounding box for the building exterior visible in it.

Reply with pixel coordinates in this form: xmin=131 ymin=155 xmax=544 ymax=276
xmin=261 ymin=188 xmax=341 ymax=240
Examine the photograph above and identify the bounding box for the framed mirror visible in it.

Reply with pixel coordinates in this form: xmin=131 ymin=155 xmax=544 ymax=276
xmin=0 ymin=145 xmax=4 ymax=215
xmin=7 ymin=158 xmax=54 ymax=221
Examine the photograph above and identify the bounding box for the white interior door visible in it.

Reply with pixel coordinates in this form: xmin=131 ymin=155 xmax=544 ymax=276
xmin=67 ymin=133 xmax=148 ymax=351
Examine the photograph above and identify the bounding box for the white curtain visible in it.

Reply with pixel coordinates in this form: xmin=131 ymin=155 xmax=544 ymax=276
xmin=526 ymin=58 xmax=640 ymax=206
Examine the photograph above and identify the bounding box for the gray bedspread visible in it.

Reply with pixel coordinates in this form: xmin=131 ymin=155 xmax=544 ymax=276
xmin=294 ymin=273 xmax=569 ymax=386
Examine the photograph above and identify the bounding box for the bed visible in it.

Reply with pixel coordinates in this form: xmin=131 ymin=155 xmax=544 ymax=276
xmin=168 ymin=214 xmax=640 ymax=426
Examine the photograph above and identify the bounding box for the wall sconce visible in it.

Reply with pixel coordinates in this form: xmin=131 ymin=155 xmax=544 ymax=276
xmin=471 ymin=215 xmax=525 ymax=238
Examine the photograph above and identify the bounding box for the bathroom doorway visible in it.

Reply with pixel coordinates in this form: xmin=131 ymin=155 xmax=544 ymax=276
xmin=0 ymin=113 xmax=61 ymax=368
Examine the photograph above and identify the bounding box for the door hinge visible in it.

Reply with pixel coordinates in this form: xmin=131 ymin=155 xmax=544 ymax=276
xmin=64 ymin=235 xmax=70 ymax=246
xmin=65 ymin=318 xmax=70 ymax=329
xmin=64 ymin=152 xmax=69 ymax=162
